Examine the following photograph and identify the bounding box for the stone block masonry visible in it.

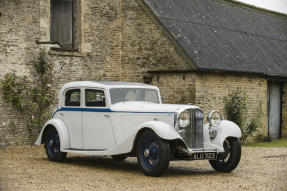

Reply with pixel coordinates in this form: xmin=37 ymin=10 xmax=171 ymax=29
xmin=152 ymin=72 xmax=268 ymax=138
xmin=0 ymin=0 xmax=42 ymax=147
xmin=0 ymin=0 xmax=192 ymax=147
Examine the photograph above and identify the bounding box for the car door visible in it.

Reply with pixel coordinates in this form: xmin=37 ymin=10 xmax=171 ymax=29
xmin=82 ymin=88 xmax=116 ymax=150
xmin=60 ymin=88 xmax=83 ymax=149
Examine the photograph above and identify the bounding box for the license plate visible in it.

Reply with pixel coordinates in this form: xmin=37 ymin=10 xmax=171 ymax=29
xmin=191 ymin=152 xmax=217 ymax=160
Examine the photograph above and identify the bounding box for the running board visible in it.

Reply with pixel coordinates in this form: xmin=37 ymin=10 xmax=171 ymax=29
xmin=62 ymin=148 xmax=108 ymax=155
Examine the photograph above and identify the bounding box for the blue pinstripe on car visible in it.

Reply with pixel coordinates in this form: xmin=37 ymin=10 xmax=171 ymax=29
xmin=52 ymin=107 xmax=174 ymax=118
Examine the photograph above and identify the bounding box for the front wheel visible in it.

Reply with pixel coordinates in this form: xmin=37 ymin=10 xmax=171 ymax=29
xmin=209 ymin=138 xmax=241 ymax=172
xmin=136 ymin=130 xmax=171 ymax=177
xmin=45 ymin=128 xmax=67 ymax=162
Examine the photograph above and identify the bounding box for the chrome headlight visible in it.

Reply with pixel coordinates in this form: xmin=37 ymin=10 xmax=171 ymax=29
xmin=178 ymin=111 xmax=190 ymax=128
xmin=207 ymin=110 xmax=222 ymax=127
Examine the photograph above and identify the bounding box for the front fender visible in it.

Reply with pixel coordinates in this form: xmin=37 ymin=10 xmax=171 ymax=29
xmin=137 ymin=121 xmax=181 ymax=140
xmin=107 ymin=120 xmax=181 ymax=155
xmin=206 ymin=120 xmax=242 ymax=151
xmin=34 ymin=118 xmax=70 ymax=150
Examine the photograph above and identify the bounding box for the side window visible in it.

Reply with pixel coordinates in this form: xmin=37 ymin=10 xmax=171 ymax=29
xmin=65 ymin=89 xmax=81 ymax=106
xmin=85 ymin=89 xmax=106 ymax=107
xmin=145 ymin=90 xmax=159 ymax=103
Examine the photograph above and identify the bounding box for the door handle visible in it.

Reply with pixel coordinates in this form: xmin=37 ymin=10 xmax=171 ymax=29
xmin=104 ymin=114 xmax=110 ymax=118
xmin=60 ymin=112 xmax=64 ymax=117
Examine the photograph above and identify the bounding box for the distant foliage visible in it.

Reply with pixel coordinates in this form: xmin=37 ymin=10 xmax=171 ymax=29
xmin=1 ymin=49 xmax=54 ymax=137
xmin=224 ymin=89 xmax=247 ymax=130
xmin=224 ymin=89 xmax=262 ymax=143
xmin=245 ymin=117 xmax=261 ymax=141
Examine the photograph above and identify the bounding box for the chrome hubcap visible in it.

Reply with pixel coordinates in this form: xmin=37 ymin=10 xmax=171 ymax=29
xmin=49 ymin=139 xmax=53 ymax=147
xmin=141 ymin=136 xmax=159 ymax=169
xmin=144 ymin=149 xmax=149 ymax=158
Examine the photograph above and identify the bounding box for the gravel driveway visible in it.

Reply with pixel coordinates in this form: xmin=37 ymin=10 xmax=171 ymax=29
xmin=0 ymin=146 xmax=286 ymax=191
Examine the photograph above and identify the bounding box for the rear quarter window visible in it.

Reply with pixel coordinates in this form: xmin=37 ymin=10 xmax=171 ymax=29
xmin=65 ymin=89 xmax=81 ymax=106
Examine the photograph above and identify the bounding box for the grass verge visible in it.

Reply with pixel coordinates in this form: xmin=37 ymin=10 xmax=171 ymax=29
xmin=244 ymin=138 xmax=287 ymax=147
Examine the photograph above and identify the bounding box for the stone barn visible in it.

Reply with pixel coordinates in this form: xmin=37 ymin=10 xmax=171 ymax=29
xmin=0 ymin=0 xmax=286 ymax=147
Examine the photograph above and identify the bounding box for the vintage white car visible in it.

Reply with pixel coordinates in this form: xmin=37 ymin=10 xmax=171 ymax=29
xmin=35 ymin=81 xmax=242 ymax=176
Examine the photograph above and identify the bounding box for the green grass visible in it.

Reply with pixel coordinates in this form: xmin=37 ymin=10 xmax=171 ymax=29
xmin=244 ymin=138 xmax=287 ymax=147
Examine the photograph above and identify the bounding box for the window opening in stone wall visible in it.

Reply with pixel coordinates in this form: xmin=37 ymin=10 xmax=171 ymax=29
xmin=51 ymin=0 xmax=77 ymax=50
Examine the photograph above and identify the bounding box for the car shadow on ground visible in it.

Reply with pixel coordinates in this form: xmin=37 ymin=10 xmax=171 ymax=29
xmin=40 ymin=156 xmax=222 ymax=177
xmin=166 ymin=165 xmax=220 ymax=177
xmin=65 ymin=156 xmax=141 ymax=173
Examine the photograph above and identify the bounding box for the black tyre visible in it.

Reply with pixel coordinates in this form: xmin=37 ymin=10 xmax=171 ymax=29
xmin=111 ymin=155 xmax=128 ymax=161
xmin=45 ymin=128 xmax=67 ymax=162
xmin=209 ymin=138 xmax=241 ymax=172
xmin=136 ymin=130 xmax=171 ymax=177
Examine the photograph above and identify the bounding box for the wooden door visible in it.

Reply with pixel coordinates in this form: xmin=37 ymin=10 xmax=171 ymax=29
xmin=268 ymin=82 xmax=281 ymax=139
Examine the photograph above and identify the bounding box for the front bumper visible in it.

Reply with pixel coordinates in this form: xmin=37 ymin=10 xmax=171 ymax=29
xmin=177 ymin=138 xmax=224 ymax=156
xmin=174 ymin=144 xmax=225 ymax=161
xmin=180 ymin=145 xmax=225 ymax=155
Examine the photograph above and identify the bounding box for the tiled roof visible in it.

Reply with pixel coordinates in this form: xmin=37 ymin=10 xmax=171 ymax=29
xmin=143 ymin=0 xmax=287 ymax=76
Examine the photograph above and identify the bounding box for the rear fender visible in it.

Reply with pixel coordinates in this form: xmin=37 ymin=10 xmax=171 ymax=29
xmin=34 ymin=118 xmax=70 ymax=150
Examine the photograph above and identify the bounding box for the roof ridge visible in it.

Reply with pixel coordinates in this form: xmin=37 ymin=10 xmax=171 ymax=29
xmin=225 ymin=0 xmax=287 ymax=17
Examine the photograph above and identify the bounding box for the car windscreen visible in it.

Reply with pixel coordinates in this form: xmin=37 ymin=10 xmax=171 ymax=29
xmin=110 ymin=88 xmax=160 ymax=105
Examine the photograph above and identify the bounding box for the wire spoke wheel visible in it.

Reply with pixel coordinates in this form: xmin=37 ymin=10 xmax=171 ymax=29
xmin=209 ymin=138 xmax=241 ymax=172
xmin=137 ymin=130 xmax=170 ymax=177
xmin=45 ymin=128 xmax=67 ymax=162
xmin=141 ymin=137 xmax=160 ymax=169
xmin=47 ymin=134 xmax=60 ymax=157
xmin=219 ymin=139 xmax=231 ymax=163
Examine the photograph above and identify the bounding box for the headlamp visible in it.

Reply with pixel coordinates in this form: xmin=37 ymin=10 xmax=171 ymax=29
xmin=178 ymin=111 xmax=190 ymax=128
xmin=207 ymin=110 xmax=222 ymax=127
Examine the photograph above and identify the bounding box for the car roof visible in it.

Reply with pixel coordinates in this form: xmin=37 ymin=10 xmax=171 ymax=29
xmin=58 ymin=81 xmax=160 ymax=107
xmin=61 ymin=81 xmax=158 ymax=90
xmin=93 ymin=81 xmax=154 ymax=86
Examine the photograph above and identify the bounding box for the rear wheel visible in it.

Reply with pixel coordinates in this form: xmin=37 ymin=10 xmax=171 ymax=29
xmin=209 ymin=138 xmax=241 ymax=172
xmin=136 ymin=130 xmax=170 ymax=177
xmin=45 ymin=128 xmax=67 ymax=162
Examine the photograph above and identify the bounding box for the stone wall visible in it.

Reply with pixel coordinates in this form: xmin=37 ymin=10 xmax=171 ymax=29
xmin=120 ymin=0 xmax=191 ymax=82
xmin=195 ymin=73 xmax=268 ymax=138
xmin=0 ymin=0 xmax=192 ymax=147
xmin=46 ymin=0 xmax=192 ymax=93
xmin=282 ymin=83 xmax=287 ymax=138
xmin=151 ymin=73 xmax=196 ymax=104
xmin=0 ymin=0 xmax=41 ymax=147
xmin=151 ymin=72 xmax=268 ymax=137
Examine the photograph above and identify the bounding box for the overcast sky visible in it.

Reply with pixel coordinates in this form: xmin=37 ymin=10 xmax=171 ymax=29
xmin=234 ymin=0 xmax=287 ymax=14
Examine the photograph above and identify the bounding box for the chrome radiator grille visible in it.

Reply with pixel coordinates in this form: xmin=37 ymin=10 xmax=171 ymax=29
xmin=183 ymin=109 xmax=204 ymax=149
